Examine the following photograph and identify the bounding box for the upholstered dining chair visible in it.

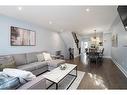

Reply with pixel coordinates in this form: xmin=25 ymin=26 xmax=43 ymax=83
xmin=98 ymin=48 xmax=104 ymax=62
xmin=88 ymin=48 xmax=98 ymax=64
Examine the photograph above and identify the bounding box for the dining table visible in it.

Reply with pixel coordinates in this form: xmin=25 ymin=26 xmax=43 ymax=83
xmin=87 ymin=49 xmax=102 ymax=64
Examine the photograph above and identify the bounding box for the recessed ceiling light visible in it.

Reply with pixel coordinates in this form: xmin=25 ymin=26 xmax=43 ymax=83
xmin=86 ymin=8 xmax=90 ymax=12
xmin=18 ymin=7 xmax=22 ymax=11
xmin=49 ymin=21 xmax=52 ymax=25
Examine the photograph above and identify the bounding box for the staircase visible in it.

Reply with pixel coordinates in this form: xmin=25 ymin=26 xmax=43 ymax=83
xmin=60 ymin=31 xmax=80 ymax=58
xmin=72 ymin=32 xmax=80 ymax=54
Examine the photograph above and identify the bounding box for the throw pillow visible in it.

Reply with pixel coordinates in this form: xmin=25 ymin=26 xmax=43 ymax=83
xmin=43 ymin=52 xmax=52 ymax=61
xmin=36 ymin=53 xmax=44 ymax=62
xmin=0 ymin=56 xmax=16 ymax=71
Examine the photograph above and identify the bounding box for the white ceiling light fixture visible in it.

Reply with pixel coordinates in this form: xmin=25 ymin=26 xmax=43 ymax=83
xmin=86 ymin=8 xmax=90 ymax=12
xmin=49 ymin=21 xmax=52 ymax=25
xmin=93 ymin=30 xmax=97 ymax=39
xmin=18 ymin=7 xmax=22 ymax=11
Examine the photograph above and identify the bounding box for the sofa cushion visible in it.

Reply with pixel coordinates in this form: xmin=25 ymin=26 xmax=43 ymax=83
xmin=17 ymin=63 xmax=37 ymax=71
xmin=26 ymin=52 xmax=42 ymax=63
xmin=0 ymin=56 xmax=16 ymax=71
xmin=35 ymin=62 xmax=47 ymax=69
xmin=17 ymin=62 xmax=47 ymax=71
xmin=47 ymin=59 xmax=65 ymax=67
xmin=31 ymin=66 xmax=48 ymax=76
xmin=12 ymin=54 xmax=27 ymax=66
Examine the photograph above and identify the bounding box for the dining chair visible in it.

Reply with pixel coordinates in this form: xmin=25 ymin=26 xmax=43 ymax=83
xmin=98 ymin=48 xmax=104 ymax=62
xmin=88 ymin=48 xmax=98 ymax=64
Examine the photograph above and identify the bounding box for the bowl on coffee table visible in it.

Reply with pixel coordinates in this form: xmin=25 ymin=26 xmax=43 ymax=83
xmin=60 ymin=64 xmax=67 ymax=70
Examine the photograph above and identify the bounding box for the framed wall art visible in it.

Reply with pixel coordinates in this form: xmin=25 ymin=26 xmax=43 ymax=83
xmin=10 ymin=26 xmax=36 ymax=46
xmin=112 ymin=33 xmax=118 ymax=47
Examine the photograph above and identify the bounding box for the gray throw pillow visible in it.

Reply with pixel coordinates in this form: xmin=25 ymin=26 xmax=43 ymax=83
xmin=0 ymin=56 xmax=16 ymax=71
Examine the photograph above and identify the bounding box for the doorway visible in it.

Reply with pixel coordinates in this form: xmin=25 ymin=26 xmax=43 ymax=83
xmin=81 ymin=41 xmax=88 ymax=53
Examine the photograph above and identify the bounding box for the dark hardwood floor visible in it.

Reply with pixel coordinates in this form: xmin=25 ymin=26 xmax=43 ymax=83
xmin=66 ymin=53 xmax=127 ymax=89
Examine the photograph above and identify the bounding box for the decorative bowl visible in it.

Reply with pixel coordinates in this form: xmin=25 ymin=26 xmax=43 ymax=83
xmin=60 ymin=64 xmax=67 ymax=70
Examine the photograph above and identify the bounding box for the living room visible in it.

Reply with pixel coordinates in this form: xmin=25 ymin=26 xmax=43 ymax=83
xmin=0 ymin=0 xmax=127 ymax=95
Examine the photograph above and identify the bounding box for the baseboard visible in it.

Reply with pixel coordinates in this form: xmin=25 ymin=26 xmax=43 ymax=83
xmin=104 ymin=56 xmax=111 ymax=59
xmin=111 ymin=58 xmax=127 ymax=78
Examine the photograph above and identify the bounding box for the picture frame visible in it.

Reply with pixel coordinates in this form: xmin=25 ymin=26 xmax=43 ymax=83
xmin=112 ymin=33 xmax=118 ymax=47
xmin=10 ymin=26 xmax=36 ymax=46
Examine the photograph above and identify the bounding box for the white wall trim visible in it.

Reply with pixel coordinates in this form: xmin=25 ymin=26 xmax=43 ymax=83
xmin=104 ymin=56 xmax=111 ymax=59
xmin=111 ymin=57 xmax=127 ymax=78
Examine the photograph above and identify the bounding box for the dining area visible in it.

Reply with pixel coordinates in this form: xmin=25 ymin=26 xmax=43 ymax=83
xmin=85 ymin=47 xmax=104 ymax=64
xmin=80 ymin=31 xmax=105 ymax=64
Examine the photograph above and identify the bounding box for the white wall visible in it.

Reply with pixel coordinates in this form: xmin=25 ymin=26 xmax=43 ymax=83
xmin=0 ymin=15 xmax=67 ymax=57
xmin=103 ymin=33 xmax=111 ymax=58
xmin=110 ymin=14 xmax=127 ymax=76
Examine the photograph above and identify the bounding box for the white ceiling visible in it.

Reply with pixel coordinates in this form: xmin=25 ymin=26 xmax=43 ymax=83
xmin=0 ymin=6 xmax=118 ymax=35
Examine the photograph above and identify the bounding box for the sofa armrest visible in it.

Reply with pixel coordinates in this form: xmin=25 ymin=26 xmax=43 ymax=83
xmin=51 ymin=55 xmax=56 ymax=59
xmin=18 ymin=74 xmax=46 ymax=89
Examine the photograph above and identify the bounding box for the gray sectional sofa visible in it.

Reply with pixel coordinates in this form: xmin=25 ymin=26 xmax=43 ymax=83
xmin=11 ymin=51 xmax=65 ymax=75
xmin=0 ymin=51 xmax=65 ymax=89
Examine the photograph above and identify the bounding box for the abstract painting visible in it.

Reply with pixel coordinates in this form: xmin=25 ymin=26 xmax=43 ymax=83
xmin=112 ymin=33 xmax=118 ymax=47
xmin=11 ymin=26 xmax=36 ymax=46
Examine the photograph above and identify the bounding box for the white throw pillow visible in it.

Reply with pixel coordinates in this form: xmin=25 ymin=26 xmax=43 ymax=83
xmin=3 ymin=68 xmax=36 ymax=83
xmin=36 ymin=53 xmax=44 ymax=62
xmin=43 ymin=53 xmax=52 ymax=61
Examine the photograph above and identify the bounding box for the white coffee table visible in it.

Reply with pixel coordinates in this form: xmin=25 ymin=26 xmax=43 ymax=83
xmin=43 ymin=63 xmax=77 ymax=89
